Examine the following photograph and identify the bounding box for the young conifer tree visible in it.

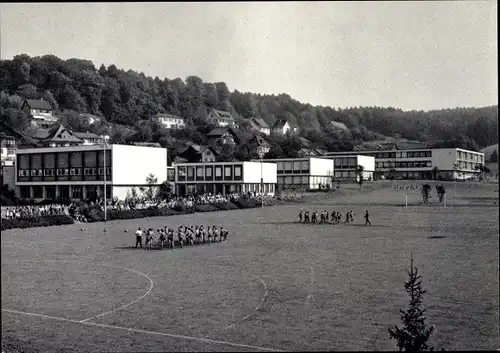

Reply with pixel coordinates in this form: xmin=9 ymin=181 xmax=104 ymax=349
xmin=389 ymin=254 xmax=435 ymax=352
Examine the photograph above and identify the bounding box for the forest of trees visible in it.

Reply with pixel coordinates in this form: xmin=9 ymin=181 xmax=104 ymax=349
xmin=1 ymin=54 xmax=498 ymax=159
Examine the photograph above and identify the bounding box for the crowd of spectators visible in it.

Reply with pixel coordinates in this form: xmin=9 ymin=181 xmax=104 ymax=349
xmin=1 ymin=192 xmax=266 ymax=222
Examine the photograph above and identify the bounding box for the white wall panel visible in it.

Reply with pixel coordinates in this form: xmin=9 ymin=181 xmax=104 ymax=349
xmin=111 ymin=145 xmax=167 ymax=185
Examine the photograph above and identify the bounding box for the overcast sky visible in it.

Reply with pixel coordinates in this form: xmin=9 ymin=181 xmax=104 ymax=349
xmin=0 ymin=2 xmax=497 ymax=111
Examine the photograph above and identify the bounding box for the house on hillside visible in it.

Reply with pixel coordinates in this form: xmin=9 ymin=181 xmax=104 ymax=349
xmin=21 ymin=99 xmax=58 ymax=127
xmin=250 ymin=118 xmax=270 ymax=135
xmin=207 ymin=109 xmax=236 ymax=128
xmin=1 ymin=121 xmax=39 ymax=166
xmin=178 ymin=144 xmax=219 ymax=163
xmin=27 ymin=125 xmax=84 ymax=148
xmin=248 ymin=135 xmax=271 ymax=158
xmin=272 ymin=119 xmax=298 ymax=135
xmin=73 ymin=132 xmax=102 ymax=145
xmin=207 ymin=127 xmax=240 ymax=148
xmin=150 ymin=113 xmax=186 ymax=129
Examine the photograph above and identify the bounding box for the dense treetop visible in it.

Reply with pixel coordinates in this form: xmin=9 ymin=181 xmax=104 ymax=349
xmin=1 ymin=54 xmax=497 ymax=158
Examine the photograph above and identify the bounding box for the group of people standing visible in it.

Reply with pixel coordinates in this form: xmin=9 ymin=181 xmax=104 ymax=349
xmin=298 ymin=209 xmax=371 ymax=226
xmin=134 ymin=225 xmax=230 ymax=250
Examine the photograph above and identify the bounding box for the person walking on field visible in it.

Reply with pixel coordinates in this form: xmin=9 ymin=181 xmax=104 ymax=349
xmin=135 ymin=227 xmax=143 ymax=248
xmin=364 ymin=210 xmax=371 ymax=226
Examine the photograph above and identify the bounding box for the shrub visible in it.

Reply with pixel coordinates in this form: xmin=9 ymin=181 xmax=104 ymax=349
xmin=234 ymin=196 xmax=260 ymax=209
xmin=108 ymin=207 xmax=181 ymax=220
xmin=172 ymin=203 xmax=195 ymax=214
xmin=212 ymin=201 xmax=239 ymax=211
xmin=195 ymin=204 xmax=218 ymax=212
xmin=36 ymin=198 xmax=72 ymax=206
xmin=1 ymin=215 xmax=74 ymax=230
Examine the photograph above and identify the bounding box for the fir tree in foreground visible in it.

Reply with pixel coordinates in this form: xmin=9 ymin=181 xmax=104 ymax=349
xmin=389 ymin=254 xmax=435 ymax=352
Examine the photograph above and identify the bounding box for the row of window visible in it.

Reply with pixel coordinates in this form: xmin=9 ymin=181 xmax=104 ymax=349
xmin=456 ymin=162 xmax=482 ymax=170
xmin=277 ymin=175 xmax=331 ymax=185
xmin=368 ymin=151 xmax=432 ymax=159
xmin=375 ymin=161 xmax=432 ymax=169
xmin=334 ymin=157 xmax=358 ymax=168
xmin=20 ymin=185 xmax=108 ymax=199
xmin=18 ymin=168 xmax=111 ymax=177
xmin=276 ymin=160 xmax=311 ymax=171
xmin=457 ymin=151 xmax=483 ymax=162
xmin=177 ymin=165 xmax=243 ymax=182
xmin=277 ymin=169 xmax=311 ymax=174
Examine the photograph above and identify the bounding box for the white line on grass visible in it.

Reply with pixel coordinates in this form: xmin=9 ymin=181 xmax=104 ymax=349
xmin=2 ymin=260 xmax=154 ymax=324
xmin=2 ymin=308 xmax=283 ymax=352
xmin=225 ymin=275 xmax=269 ymax=330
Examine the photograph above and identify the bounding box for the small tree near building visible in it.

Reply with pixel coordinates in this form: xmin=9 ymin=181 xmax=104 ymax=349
xmin=389 ymin=254 xmax=435 ymax=352
xmin=139 ymin=173 xmax=158 ymax=201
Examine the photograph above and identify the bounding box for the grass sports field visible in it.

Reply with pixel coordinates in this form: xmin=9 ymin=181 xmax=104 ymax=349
xmin=2 ymin=181 xmax=499 ymax=352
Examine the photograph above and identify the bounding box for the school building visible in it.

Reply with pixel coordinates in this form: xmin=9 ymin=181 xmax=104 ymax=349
xmin=330 ymin=155 xmax=375 ymax=182
xmin=324 ymin=148 xmax=484 ymax=180
xmin=259 ymin=157 xmax=334 ymax=190
xmin=172 ymin=161 xmax=277 ymax=196
xmin=15 ymin=144 xmax=167 ymax=201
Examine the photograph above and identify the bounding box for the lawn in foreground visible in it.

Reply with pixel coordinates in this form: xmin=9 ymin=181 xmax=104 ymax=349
xmin=2 ymin=183 xmax=499 ymax=351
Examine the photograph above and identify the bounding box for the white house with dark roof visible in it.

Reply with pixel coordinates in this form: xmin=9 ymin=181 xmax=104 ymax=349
xmin=207 ymin=109 xmax=236 ymax=128
xmin=250 ymin=118 xmax=270 ymax=135
xmin=21 ymin=99 xmax=58 ymax=127
xmin=248 ymin=135 xmax=271 ymax=157
xmin=73 ymin=131 xmax=102 ymax=145
xmin=271 ymin=119 xmax=298 ymax=135
xmin=150 ymin=113 xmax=186 ymax=129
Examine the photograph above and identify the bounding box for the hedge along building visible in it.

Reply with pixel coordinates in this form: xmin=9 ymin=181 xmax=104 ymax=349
xmin=172 ymin=161 xmax=277 ymax=196
xmin=258 ymin=157 xmax=334 ymax=190
xmin=15 ymin=144 xmax=167 ymax=201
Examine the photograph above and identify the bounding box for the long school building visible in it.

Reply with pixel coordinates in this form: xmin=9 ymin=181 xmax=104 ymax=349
xmin=173 ymin=161 xmax=277 ymax=196
xmin=324 ymin=148 xmax=484 ymax=180
xmin=15 ymin=144 xmax=167 ymax=201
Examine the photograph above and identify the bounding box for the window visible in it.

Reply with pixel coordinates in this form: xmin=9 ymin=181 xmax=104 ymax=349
xmin=293 ymin=161 xmax=301 ymax=171
xmin=59 ymin=186 xmax=69 ymax=199
xmin=426 ymin=161 xmax=432 ymax=167
xmin=396 ymin=152 xmax=402 ymax=158
xmin=302 ymin=176 xmax=309 ymax=185
xmin=284 ymin=161 xmax=293 ymax=174
xmin=234 ymin=165 xmax=242 ymax=180
xmin=46 ymin=186 xmax=56 ymax=199
xmin=18 ymin=170 xmax=29 ymax=177
xmin=285 ymin=176 xmax=292 ymax=184
xmin=84 ymin=168 xmax=96 ymax=176
xmin=293 ymin=176 xmax=301 ymax=184
xmin=401 ymin=152 xmax=407 ymax=158
xmin=187 ymin=166 xmax=194 ymax=180
xmin=215 ymin=166 xmax=222 ymax=180
xmin=20 ymin=186 xmax=30 ymax=198
xmin=196 ymin=166 xmax=204 ymax=179
xmin=44 ymin=169 xmax=55 ymax=176
xmin=167 ymin=169 xmax=176 ymax=182
xmin=334 ymin=171 xmax=341 ymax=178
xmin=31 ymin=170 xmax=38 ymax=177
xmin=301 ymin=160 xmax=310 ymax=173
xmin=342 ymin=171 xmax=349 ymax=178
xmin=70 ymin=168 xmax=82 ymax=176
xmin=33 ymin=186 xmax=43 ymax=199
xmin=72 ymin=186 xmax=82 ymax=199
xmin=178 ymin=166 xmax=186 ymax=181
xmin=224 ymin=166 xmax=232 ymax=180
xmin=334 ymin=158 xmax=341 ymax=167
xmin=205 ymin=166 xmax=213 ymax=180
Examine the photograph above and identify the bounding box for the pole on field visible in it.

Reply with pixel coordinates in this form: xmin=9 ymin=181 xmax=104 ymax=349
xmin=405 ymin=193 xmax=408 ymax=208
xmin=444 ymin=193 xmax=446 ymax=208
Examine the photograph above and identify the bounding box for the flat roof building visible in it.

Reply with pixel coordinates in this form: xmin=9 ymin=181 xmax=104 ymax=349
xmin=173 ymin=161 xmax=277 ymax=196
xmin=324 ymin=148 xmax=484 ymax=180
xmin=260 ymin=157 xmax=334 ymax=190
xmin=15 ymin=144 xmax=167 ymax=201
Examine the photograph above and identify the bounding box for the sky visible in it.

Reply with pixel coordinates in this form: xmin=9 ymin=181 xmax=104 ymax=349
xmin=0 ymin=2 xmax=497 ymax=111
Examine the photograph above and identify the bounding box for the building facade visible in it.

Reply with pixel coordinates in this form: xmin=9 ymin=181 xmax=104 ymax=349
xmin=250 ymin=118 xmax=271 ymax=135
xmin=173 ymin=161 xmax=277 ymax=196
xmin=271 ymin=119 xmax=299 ymax=135
xmin=261 ymin=157 xmax=334 ymax=190
xmin=207 ymin=109 xmax=236 ymax=128
xmin=324 ymin=148 xmax=484 ymax=180
xmin=150 ymin=113 xmax=186 ymax=129
xmin=22 ymin=99 xmax=58 ymax=127
xmin=331 ymin=155 xmax=375 ymax=182
xmin=15 ymin=144 xmax=167 ymax=201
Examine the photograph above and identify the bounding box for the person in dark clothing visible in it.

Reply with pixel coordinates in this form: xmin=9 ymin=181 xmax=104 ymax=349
xmin=364 ymin=210 xmax=371 ymax=226
xmin=311 ymin=211 xmax=317 ymax=224
xmin=344 ymin=211 xmax=350 ymax=224
xmin=299 ymin=210 xmax=303 ymax=223
xmin=349 ymin=210 xmax=354 ymax=223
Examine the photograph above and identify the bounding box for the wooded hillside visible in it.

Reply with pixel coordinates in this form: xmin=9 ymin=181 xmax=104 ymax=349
xmin=1 ymin=54 xmax=497 ymax=155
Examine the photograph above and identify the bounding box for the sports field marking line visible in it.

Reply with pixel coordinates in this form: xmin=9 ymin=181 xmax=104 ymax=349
xmin=2 ymin=309 xmax=283 ymax=352
xmin=225 ymin=275 xmax=269 ymax=330
xmin=2 ymin=260 xmax=154 ymax=324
